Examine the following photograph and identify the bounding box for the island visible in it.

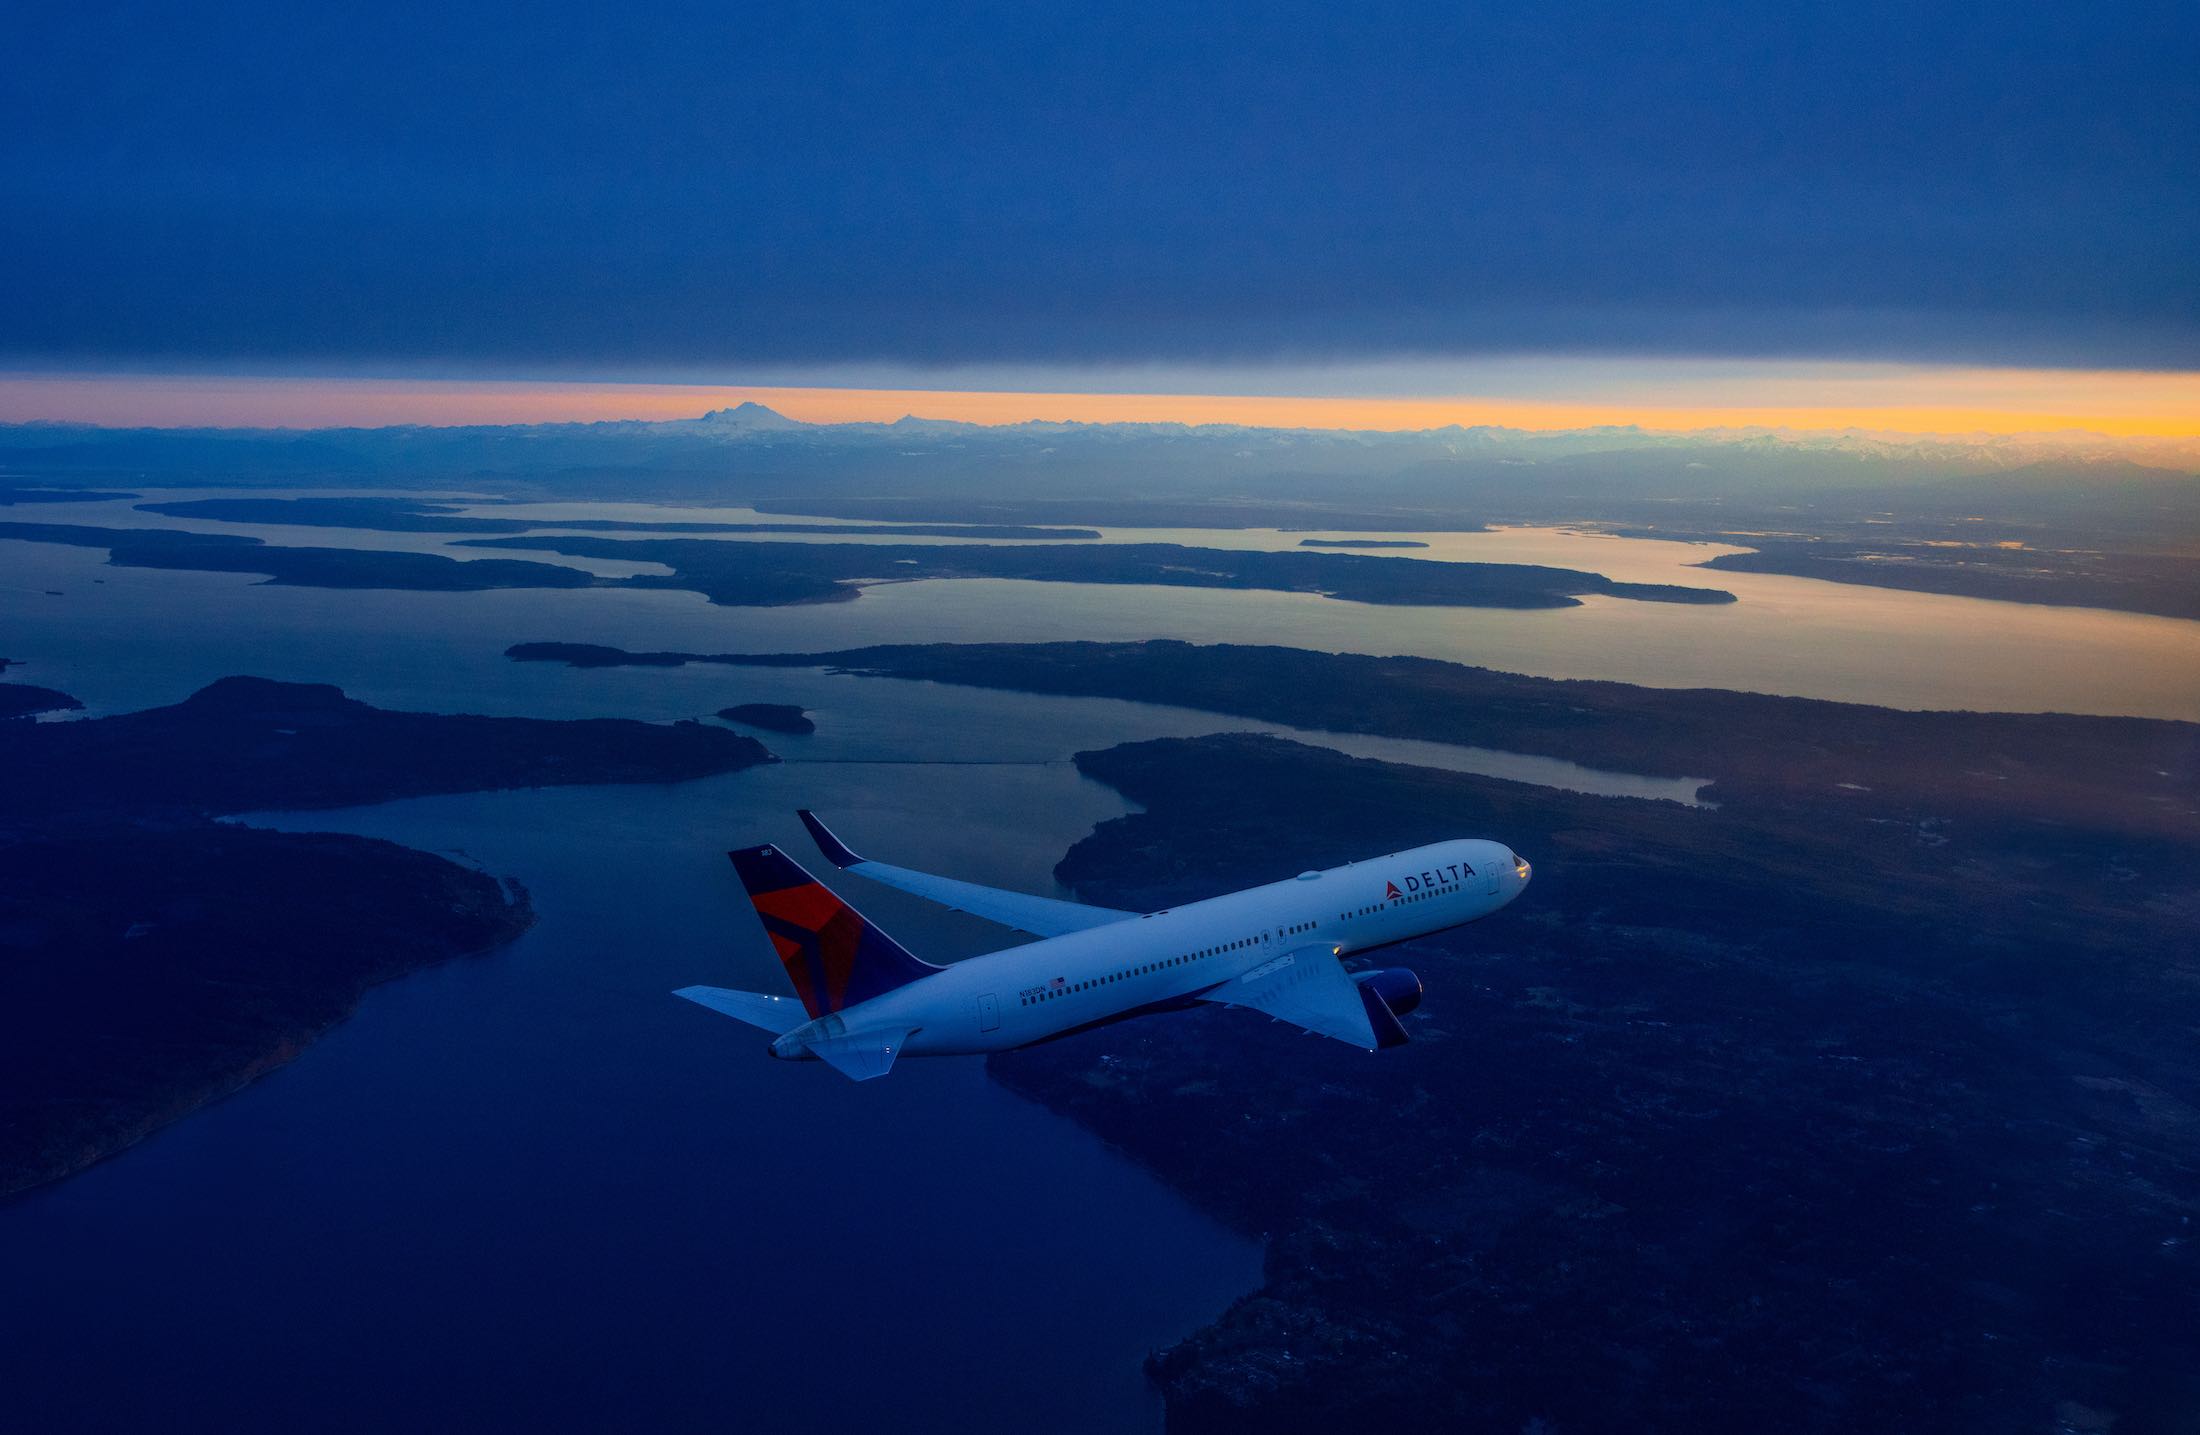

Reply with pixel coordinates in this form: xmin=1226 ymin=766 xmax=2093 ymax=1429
xmin=1693 ymin=534 xmax=2200 ymax=620
xmin=1296 ymin=537 xmax=1430 ymax=548
xmin=0 ymin=674 xmax=773 ymax=1199
xmin=1 ymin=516 xmax=1736 ymax=610
xmin=1 ymin=520 xmax=1731 ymax=609
xmin=137 ymin=495 xmax=1101 ymax=540
xmin=458 ymin=535 xmax=1735 ymax=608
xmin=752 ymin=496 xmax=1494 ymax=531
xmin=0 ymin=521 xmax=599 ymax=593
xmin=717 ymin=702 xmax=815 ymax=735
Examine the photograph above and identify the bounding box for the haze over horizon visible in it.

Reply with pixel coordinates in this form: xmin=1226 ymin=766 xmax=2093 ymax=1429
xmin=6 ymin=365 xmax=2200 ymax=448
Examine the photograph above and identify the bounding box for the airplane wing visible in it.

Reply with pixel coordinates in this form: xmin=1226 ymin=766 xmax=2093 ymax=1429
xmin=797 ymin=809 xmax=1137 ymax=938
xmin=1197 ymin=946 xmax=1402 ymax=1051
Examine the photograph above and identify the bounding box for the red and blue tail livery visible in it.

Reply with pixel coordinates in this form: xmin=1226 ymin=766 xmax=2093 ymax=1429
xmin=678 ymin=816 xmax=1532 ymax=1081
xmin=727 ymin=844 xmax=941 ymax=1018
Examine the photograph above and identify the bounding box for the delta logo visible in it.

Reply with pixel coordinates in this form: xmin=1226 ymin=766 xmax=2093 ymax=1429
xmin=1386 ymin=862 xmax=1476 ymax=901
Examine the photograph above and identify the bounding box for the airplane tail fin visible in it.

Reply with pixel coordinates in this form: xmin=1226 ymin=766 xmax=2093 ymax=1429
xmin=729 ymin=844 xmax=943 ymax=1019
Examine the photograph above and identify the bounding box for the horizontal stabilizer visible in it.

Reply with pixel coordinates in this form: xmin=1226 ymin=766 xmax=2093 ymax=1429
xmin=797 ymin=809 xmax=1135 ymax=938
xmin=1197 ymin=946 xmax=1382 ymax=1050
xmin=805 ymin=1027 xmax=913 ymax=1082
xmin=674 ymin=985 xmax=807 ymax=1035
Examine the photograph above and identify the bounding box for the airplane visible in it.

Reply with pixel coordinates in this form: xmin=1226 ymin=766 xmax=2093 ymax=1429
xmin=675 ymin=810 xmax=1532 ymax=1081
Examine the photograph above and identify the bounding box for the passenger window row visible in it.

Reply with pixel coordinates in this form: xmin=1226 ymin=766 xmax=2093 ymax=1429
xmin=1339 ymin=883 xmax=1457 ymax=921
xmin=1019 ymin=931 xmax=1276 ymax=1006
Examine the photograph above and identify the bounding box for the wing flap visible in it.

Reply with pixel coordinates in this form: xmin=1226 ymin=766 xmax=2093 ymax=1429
xmin=798 ymin=809 xmax=1135 ymax=938
xmin=1197 ymin=947 xmax=1382 ymax=1050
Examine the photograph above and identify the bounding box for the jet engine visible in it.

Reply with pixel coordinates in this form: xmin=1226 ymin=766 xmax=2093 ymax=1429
xmin=1352 ymin=966 xmax=1423 ymax=1017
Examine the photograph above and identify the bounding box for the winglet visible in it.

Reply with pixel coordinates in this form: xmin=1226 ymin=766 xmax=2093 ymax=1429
xmin=792 ymin=809 xmax=1137 ymax=938
xmin=797 ymin=809 xmax=863 ymax=869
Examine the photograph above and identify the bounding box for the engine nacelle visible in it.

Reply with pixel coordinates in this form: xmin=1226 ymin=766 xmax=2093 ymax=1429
xmin=1352 ymin=966 xmax=1423 ymax=1017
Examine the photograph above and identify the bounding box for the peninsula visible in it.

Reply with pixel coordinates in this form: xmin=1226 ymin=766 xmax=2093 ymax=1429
xmin=0 ymin=680 xmax=81 ymax=721
xmin=996 ymin=726 xmax=2200 ymax=1433
xmin=0 ymin=674 xmax=772 ymax=1198
xmin=509 ymin=638 xmax=2192 ymax=827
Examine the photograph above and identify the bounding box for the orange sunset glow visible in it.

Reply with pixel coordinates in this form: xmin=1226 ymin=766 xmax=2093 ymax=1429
xmin=4 ymin=365 xmax=2198 ymax=437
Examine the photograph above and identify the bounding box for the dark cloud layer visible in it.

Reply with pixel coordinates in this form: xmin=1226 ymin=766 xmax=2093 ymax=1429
xmin=4 ymin=0 xmax=2195 ymax=371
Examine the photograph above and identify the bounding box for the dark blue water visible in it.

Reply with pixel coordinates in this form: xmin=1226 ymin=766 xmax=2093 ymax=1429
xmin=0 ymin=772 xmax=1260 ymax=1434
xmin=0 ymin=533 xmax=1285 ymax=1432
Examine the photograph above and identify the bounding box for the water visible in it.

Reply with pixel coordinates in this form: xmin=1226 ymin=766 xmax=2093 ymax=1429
xmin=10 ymin=489 xmax=2198 ymax=720
xmin=1 ymin=486 xmax=2192 ymax=1430
xmin=0 ymin=520 xmax=1292 ymax=1434
xmin=0 ymin=768 xmax=1263 ymax=1435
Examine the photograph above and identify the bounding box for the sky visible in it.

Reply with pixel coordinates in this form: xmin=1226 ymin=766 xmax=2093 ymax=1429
xmin=4 ymin=1 xmax=2196 ymax=432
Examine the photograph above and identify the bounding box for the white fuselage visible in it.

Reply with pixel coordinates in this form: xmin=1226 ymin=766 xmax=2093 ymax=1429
xmin=772 ymin=838 xmax=1529 ymax=1059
